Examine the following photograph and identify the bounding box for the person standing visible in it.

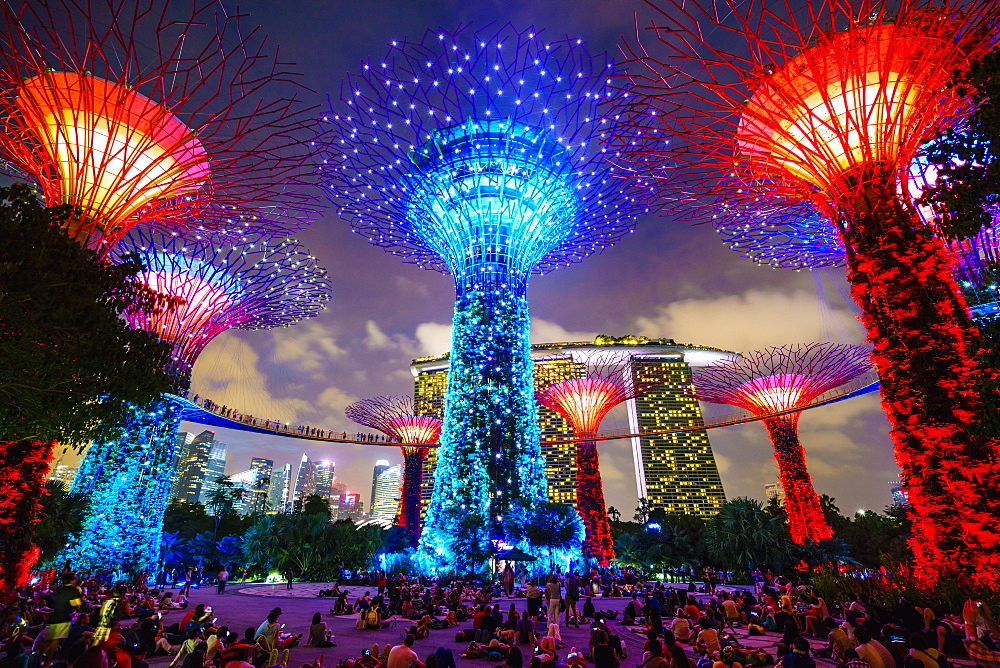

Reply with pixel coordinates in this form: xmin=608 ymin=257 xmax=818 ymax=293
xmin=526 ymin=582 xmax=542 ymax=626
xmin=564 ymin=573 xmax=580 ymax=627
xmin=180 ymin=566 xmax=194 ymax=597
xmin=36 ymin=573 xmax=83 ymax=661
xmin=502 ymin=564 xmax=515 ymax=597
xmin=544 ymin=575 xmax=562 ymax=627
xmin=217 ymin=566 xmax=229 ymax=594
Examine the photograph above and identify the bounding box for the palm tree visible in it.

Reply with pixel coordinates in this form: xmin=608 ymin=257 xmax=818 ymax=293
xmin=34 ymin=480 xmax=87 ymax=563
xmin=706 ymin=497 xmax=790 ymax=576
xmin=161 ymin=531 xmax=189 ymax=567
xmin=205 ymin=477 xmax=243 ymax=538
xmin=614 ymin=534 xmax=646 ymax=569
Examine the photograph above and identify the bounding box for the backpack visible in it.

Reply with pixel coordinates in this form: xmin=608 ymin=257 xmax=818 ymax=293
xmin=366 ymin=609 xmax=379 ymax=627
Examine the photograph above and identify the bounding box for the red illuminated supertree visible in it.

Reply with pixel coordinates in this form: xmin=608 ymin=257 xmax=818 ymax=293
xmin=535 ymin=352 xmax=665 ymax=565
xmin=0 ymin=0 xmax=316 ymax=252
xmin=345 ymin=396 xmax=443 ymax=537
xmin=693 ymin=343 xmax=872 ymax=544
xmin=614 ymin=0 xmax=1000 ymax=587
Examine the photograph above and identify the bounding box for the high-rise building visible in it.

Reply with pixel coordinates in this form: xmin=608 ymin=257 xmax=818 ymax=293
xmin=338 ymin=492 xmax=364 ymax=521
xmin=889 ymin=476 xmax=908 ymax=507
xmin=371 ymin=465 xmax=402 ymax=521
xmin=291 ymin=453 xmax=317 ymax=511
xmin=412 ymin=336 xmax=733 ymax=519
xmin=329 ymin=482 xmax=347 ymax=519
xmin=198 ymin=439 xmax=229 ymax=509
xmin=268 ymin=463 xmax=292 ymax=513
xmin=244 ymin=458 xmax=274 ymax=514
xmin=370 ymin=460 xmax=390 ymax=512
xmin=171 ymin=430 xmax=216 ymax=504
xmin=765 ymin=481 xmax=785 ymax=506
xmin=315 ymin=459 xmax=335 ymax=507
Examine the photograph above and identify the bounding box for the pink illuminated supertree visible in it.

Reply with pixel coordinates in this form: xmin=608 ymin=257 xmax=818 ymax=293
xmin=535 ymin=352 xmax=666 ymax=565
xmin=59 ymin=228 xmax=333 ymax=575
xmin=345 ymin=396 xmax=443 ymax=536
xmin=613 ymin=0 xmax=1000 ymax=587
xmin=0 ymin=0 xmax=316 ymax=252
xmin=692 ymin=343 xmax=872 ymax=544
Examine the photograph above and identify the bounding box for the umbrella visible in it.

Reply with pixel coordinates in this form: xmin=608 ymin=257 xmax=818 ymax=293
xmin=496 ymin=548 xmax=537 ymax=561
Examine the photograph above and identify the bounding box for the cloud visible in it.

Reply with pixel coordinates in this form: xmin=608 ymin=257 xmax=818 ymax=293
xmin=530 ymin=318 xmax=598 ymax=345
xmin=190 ymin=333 xmax=315 ymax=423
xmin=414 ymin=322 xmax=452 ymax=356
xmin=364 ymin=320 xmax=420 ymax=356
xmin=364 ymin=320 xmax=391 ymax=349
xmin=272 ymin=322 xmax=346 ymax=371
xmin=633 ymin=289 xmax=864 ymax=353
xmin=414 ymin=317 xmax=599 ymax=357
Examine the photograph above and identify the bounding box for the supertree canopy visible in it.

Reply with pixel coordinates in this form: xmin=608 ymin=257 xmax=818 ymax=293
xmin=535 ymin=352 xmax=665 ymax=565
xmin=615 ymin=0 xmax=1000 ymax=587
xmin=318 ymin=24 xmax=652 ymax=572
xmin=693 ymin=343 xmax=872 ymax=544
xmin=0 ymin=0 xmax=317 ymax=251
xmin=345 ymin=396 xmax=443 ymax=537
xmin=62 ymin=230 xmax=332 ymax=575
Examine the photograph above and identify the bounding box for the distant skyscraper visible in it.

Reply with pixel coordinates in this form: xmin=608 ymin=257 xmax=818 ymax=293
xmin=291 ymin=454 xmax=317 ymax=511
xmin=329 ymin=482 xmax=347 ymax=519
xmin=765 ymin=481 xmax=785 ymax=506
xmin=412 ymin=336 xmax=732 ymax=519
xmin=198 ymin=440 xmax=229 ymax=509
xmin=268 ymin=463 xmax=291 ymax=513
xmin=171 ymin=430 xmax=216 ymax=504
xmin=315 ymin=460 xmax=335 ymax=503
xmin=339 ymin=492 xmax=363 ymax=521
xmin=246 ymin=458 xmax=274 ymax=514
xmin=889 ymin=476 xmax=908 ymax=506
xmin=370 ymin=460 xmax=390 ymax=512
xmin=371 ymin=465 xmax=402 ymax=521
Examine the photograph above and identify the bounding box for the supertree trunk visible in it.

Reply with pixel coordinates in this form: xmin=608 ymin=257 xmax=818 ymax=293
xmin=0 ymin=439 xmax=54 ymax=590
xmin=760 ymin=417 xmax=832 ymax=544
xmin=844 ymin=188 xmax=1000 ymax=587
xmin=421 ymin=286 xmax=547 ymax=570
xmin=576 ymin=438 xmax=616 ymax=565
xmin=400 ymin=448 xmax=427 ymax=537
xmin=62 ymin=399 xmax=184 ymax=576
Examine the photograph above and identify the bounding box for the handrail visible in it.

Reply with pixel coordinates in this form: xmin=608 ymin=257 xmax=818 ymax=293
xmin=167 ymin=370 xmax=880 ymax=447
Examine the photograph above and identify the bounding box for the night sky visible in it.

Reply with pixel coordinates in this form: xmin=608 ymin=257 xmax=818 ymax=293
xmin=165 ymin=0 xmax=899 ymax=516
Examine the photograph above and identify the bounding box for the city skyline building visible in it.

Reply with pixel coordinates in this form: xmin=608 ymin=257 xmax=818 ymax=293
xmin=197 ymin=440 xmax=229 ymax=509
xmin=339 ymin=492 xmax=364 ymax=522
xmin=370 ymin=460 xmax=390 ymax=515
xmin=371 ymin=465 xmax=403 ymax=522
xmin=412 ymin=336 xmax=733 ymax=522
xmin=268 ymin=464 xmax=292 ymax=513
xmin=316 ymin=460 xmax=335 ymax=503
xmin=291 ymin=454 xmax=317 ymax=511
xmin=170 ymin=430 xmax=217 ymax=504
xmin=47 ymin=465 xmax=78 ymax=489
xmin=765 ymin=481 xmax=785 ymax=506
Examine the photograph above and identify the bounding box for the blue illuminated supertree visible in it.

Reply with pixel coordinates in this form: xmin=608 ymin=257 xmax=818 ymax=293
xmin=61 ymin=230 xmax=332 ymax=576
xmin=317 ymin=25 xmax=652 ymax=572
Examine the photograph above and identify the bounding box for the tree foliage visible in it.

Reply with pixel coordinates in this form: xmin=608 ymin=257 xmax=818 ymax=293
xmin=32 ymin=480 xmax=87 ymax=563
xmin=0 ymin=184 xmax=176 ymax=444
xmin=705 ymin=497 xmax=790 ymax=575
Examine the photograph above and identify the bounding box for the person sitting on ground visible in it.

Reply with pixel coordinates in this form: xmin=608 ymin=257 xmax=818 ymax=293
xmin=591 ymin=630 xmax=619 ymax=668
xmin=670 ymin=644 xmax=694 ymax=668
xmin=672 ymin=609 xmax=692 ymax=643
xmin=907 ymin=634 xmax=945 ymax=668
xmin=778 ymin=638 xmax=815 ymax=668
xmin=843 ymin=649 xmax=871 ymax=668
xmin=695 ymin=619 xmax=721 ymax=660
xmin=713 ymin=646 xmax=742 ymax=668
xmin=515 ymin=611 xmax=536 ymax=647
xmin=854 ymin=628 xmax=895 ymax=668
xmin=386 ymin=634 xmax=424 ymax=668
xmin=823 ymin=618 xmax=854 ymax=662
xmin=640 ymin=640 xmax=670 ymax=668
xmin=777 ymin=622 xmax=801 ymax=658
xmin=306 ymin=613 xmax=334 ymax=648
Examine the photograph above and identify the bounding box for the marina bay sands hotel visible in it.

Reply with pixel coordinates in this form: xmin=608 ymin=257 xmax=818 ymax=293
xmin=410 ymin=335 xmax=733 ymax=519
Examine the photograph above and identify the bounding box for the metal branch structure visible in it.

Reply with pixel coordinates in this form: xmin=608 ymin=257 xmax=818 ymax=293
xmin=63 ymin=230 xmax=332 ymax=575
xmin=535 ymin=352 xmax=665 ymax=565
xmin=0 ymin=0 xmax=318 ymax=252
xmin=614 ymin=0 xmax=1000 ymax=587
xmin=345 ymin=396 xmax=443 ymax=537
xmin=318 ymin=24 xmax=654 ymax=572
xmin=693 ymin=343 xmax=872 ymax=544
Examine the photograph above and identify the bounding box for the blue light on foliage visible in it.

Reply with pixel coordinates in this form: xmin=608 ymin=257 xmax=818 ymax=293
xmin=318 ymin=25 xmax=655 ymax=573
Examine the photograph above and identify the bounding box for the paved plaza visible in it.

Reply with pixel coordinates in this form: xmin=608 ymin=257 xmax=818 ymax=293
xmin=143 ymin=582 xmax=850 ymax=668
